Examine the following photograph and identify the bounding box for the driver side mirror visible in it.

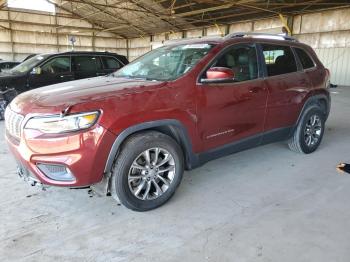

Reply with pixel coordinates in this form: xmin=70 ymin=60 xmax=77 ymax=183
xmin=201 ymin=67 xmax=235 ymax=84
xmin=30 ymin=67 xmax=42 ymax=75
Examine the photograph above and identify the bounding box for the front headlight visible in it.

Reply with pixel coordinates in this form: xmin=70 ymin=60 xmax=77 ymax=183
xmin=25 ymin=111 xmax=100 ymax=134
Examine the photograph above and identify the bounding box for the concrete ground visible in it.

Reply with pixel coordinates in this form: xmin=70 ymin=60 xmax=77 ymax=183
xmin=1 ymin=87 xmax=350 ymax=262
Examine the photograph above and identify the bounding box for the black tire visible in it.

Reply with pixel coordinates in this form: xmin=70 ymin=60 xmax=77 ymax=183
xmin=288 ymin=105 xmax=325 ymax=154
xmin=111 ymin=131 xmax=184 ymax=211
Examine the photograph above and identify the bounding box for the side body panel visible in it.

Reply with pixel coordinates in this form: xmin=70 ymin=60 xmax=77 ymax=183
xmin=263 ymin=71 xmax=311 ymax=131
xmin=196 ymin=79 xmax=268 ymax=151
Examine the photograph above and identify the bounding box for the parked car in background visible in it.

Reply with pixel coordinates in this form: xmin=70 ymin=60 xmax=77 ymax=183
xmin=0 ymin=51 xmax=128 ymax=119
xmin=0 ymin=61 xmax=20 ymax=72
xmin=5 ymin=33 xmax=330 ymax=211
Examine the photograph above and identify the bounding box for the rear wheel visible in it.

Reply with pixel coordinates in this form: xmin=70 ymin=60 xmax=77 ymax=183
xmin=111 ymin=131 xmax=184 ymax=211
xmin=288 ymin=105 xmax=325 ymax=154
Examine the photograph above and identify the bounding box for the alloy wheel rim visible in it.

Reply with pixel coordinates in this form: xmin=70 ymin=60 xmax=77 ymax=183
xmin=128 ymin=148 xmax=176 ymax=201
xmin=304 ymin=114 xmax=322 ymax=147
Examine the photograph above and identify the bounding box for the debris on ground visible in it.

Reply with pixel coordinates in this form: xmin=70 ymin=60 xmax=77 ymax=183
xmin=337 ymin=163 xmax=350 ymax=174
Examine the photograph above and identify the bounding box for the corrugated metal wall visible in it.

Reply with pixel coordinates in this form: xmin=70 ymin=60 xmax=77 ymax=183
xmin=0 ymin=8 xmax=128 ymax=61
xmin=315 ymin=48 xmax=350 ymax=86
xmin=292 ymin=8 xmax=350 ymax=86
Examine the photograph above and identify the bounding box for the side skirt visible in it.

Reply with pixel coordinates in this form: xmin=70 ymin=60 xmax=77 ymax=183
xmin=192 ymin=126 xmax=293 ymax=168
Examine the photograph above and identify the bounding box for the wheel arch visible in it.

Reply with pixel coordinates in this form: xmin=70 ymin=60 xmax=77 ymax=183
xmin=291 ymin=93 xmax=330 ymax=136
xmin=104 ymin=119 xmax=199 ymax=175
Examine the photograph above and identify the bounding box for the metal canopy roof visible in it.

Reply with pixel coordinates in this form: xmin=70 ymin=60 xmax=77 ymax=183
xmin=3 ymin=0 xmax=350 ymax=38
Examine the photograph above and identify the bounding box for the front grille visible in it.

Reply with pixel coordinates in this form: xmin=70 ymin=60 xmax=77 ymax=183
xmin=4 ymin=107 xmax=24 ymax=140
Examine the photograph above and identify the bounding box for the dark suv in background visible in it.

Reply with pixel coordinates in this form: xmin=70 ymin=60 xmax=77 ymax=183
xmin=5 ymin=33 xmax=330 ymax=211
xmin=0 ymin=51 xmax=128 ymax=118
xmin=0 ymin=61 xmax=20 ymax=72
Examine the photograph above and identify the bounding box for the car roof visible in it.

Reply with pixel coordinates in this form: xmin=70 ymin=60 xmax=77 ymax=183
xmin=38 ymin=51 xmax=126 ymax=57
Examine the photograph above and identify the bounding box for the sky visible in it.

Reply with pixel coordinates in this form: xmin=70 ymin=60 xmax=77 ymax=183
xmin=7 ymin=0 xmax=56 ymax=13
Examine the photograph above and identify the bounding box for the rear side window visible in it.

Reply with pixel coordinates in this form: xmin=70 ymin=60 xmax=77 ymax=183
xmin=74 ymin=56 xmax=102 ymax=72
xmin=261 ymin=44 xmax=297 ymax=76
xmin=101 ymin=56 xmax=122 ymax=70
xmin=295 ymin=48 xmax=315 ymax=69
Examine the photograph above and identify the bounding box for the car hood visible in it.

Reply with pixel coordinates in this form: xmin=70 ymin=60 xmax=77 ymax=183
xmin=0 ymin=71 xmax=20 ymax=83
xmin=11 ymin=76 xmax=167 ymax=114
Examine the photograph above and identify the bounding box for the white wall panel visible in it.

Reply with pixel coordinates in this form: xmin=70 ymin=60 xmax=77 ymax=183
xmin=229 ymin=22 xmax=252 ymax=33
xmin=206 ymin=26 xmax=225 ymax=36
xmin=0 ymin=30 xmax=11 ymax=42
xmin=315 ymin=47 xmax=350 ymax=86
xmin=14 ymin=43 xmax=58 ymax=53
xmin=186 ymin=29 xmax=202 ymax=38
xmin=0 ymin=42 xmax=12 ymax=52
xmin=168 ymin=32 xmax=183 ymax=40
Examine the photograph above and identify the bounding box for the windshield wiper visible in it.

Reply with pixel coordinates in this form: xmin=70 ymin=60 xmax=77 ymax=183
xmin=113 ymin=75 xmax=158 ymax=81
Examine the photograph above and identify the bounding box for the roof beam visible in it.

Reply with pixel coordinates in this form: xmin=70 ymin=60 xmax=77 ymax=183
xmin=77 ymin=0 xmax=148 ymax=36
xmin=128 ymin=0 xmax=182 ymax=31
xmin=60 ymin=0 xmax=165 ymax=15
xmin=172 ymin=0 xmax=256 ymax=17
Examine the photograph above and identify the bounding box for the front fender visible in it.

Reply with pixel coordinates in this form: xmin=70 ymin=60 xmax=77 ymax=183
xmin=104 ymin=119 xmax=199 ymax=175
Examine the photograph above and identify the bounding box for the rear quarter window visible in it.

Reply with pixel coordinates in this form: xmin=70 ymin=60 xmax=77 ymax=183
xmin=295 ymin=48 xmax=315 ymax=70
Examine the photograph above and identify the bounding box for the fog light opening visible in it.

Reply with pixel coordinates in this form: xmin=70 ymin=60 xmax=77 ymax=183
xmin=36 ymin=163 xmax=75 ymax=182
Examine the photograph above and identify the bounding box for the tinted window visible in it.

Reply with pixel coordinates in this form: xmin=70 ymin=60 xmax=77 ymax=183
xmin=74 ymin=56 xmax=102 ymax=72
xmin=11 ymin=54 xmax=49 ymax=73
xmin=41 ymin=56 xmax=70 ymax=74
xmin=207 ymin=44 xmax=258 ymax=82
xmin=262 ymin=44 xmax=297 ymax=76
xmin=295 ymin=48 xmax=315 ymax=69
xmin=101 ymin=56 xmax=121 ymax=70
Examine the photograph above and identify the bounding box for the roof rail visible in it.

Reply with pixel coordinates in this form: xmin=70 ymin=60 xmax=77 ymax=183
xmin=225 ymin=32 xmax=298 ymax=42
xmin=163 ymin=35 xmax=220 ymax=46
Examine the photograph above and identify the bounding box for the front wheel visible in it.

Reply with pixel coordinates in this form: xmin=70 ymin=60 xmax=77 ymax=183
xmin=111 ymin=131 xmax=184 ymax=211
xmin=288 ymin=106 xmax=325 ymax=154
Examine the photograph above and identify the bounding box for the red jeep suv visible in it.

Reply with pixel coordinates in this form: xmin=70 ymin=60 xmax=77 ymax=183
xmin=5 ymin=33 xmax=330 ymax=211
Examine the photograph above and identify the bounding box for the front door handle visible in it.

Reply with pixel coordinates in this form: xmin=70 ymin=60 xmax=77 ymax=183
xmin=59 ymin=75 xmax=73 ymax=78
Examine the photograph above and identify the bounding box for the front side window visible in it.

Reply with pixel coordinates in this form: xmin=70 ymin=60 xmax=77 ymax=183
xmin=41 ymin=56 xmax=70 ymax=74
xmin=262 ymin=44 xmax=297 ymax=76
xmin=205 ymin=44 xmax=259 ymax=82
xmin=10 ymin=54 xmax=49 ymax=74
xmin=115 ymin=43 xmax=214 ymax=81
xmin=295 ymin=48 xmax=315 ymax=70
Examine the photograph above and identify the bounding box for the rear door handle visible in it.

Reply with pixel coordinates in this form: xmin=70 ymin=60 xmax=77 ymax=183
xmin=249 ymin=87 xmax=265 ymax=94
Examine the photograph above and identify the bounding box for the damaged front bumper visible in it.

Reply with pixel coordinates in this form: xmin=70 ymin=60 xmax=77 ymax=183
xmin=17 ymin=161 xmax=48 ymax=190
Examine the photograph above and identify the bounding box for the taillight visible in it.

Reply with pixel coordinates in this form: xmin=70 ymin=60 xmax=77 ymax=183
xmin=325 ymin=68 xmax=330 ymax=88
xmin=325 ymin=68 xmax=330 ymax=78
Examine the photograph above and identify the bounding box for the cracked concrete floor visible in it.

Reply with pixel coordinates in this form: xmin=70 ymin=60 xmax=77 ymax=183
xmin=1 ymin=87 xmax=350 ymax=262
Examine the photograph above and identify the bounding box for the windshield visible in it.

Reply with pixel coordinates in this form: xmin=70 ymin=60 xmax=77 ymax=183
xmin=114 ymin=43 xmax=214 ymax=81
xmin=10 ymin=54 xmax=48 ymax=74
